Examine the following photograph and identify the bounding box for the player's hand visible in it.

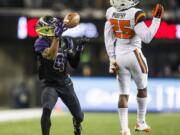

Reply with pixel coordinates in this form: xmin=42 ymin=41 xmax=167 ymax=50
xmin=75 ymin=38 xmax=90 ymax=52
xmin=54 ymin=18 xmax=67 ymax=37
xmin=152 ymin=3 xmax=164 ymax=19
xmin=76 ymin=44 xmax=84 ymax=52
xmin=109 ymin=59 xmax=119 ymax=74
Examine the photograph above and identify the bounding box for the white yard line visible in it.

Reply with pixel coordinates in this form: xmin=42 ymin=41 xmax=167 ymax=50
xmin=0 ymin=108 xmax=64 ymax=122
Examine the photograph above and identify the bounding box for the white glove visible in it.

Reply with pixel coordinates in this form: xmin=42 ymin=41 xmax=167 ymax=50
xmin=109 ymin=58 xmax=119 ymax=74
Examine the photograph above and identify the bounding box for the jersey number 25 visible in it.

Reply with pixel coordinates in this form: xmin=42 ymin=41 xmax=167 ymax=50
xmin=110 ymin=19 xmax=134 ymax=39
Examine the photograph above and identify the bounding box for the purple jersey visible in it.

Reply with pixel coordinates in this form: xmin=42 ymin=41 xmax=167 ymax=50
xmin=34 ymin=37 xmax=81 ymax=84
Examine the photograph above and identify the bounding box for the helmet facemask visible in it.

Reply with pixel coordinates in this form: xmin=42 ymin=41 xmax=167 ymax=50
xmin=35 ymin=16 xmax=59 ymax=37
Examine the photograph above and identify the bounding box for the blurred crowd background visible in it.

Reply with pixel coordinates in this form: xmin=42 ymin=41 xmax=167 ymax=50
xmin=0 ymin=0 xmax=180 ymax=10
xmin=0 ymin=0 xmax=180 ymax=108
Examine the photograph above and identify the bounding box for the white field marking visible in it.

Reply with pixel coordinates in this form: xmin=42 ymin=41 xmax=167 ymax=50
xmin=0 ymin=108 xmax=64 ymax=122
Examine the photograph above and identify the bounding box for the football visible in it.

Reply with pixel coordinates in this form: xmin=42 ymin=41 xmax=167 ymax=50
xmin=63 ymin=12 xmax=80 ymax=28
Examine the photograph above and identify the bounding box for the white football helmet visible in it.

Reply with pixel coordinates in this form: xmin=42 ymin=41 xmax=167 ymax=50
xmin=110 ymin=0 xmax=139 ymax=11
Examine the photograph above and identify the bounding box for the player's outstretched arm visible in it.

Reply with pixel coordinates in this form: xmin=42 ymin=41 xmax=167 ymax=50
xmin=68 ymin=38 xmax=88 ymax=69
xmin=68 ymin=51 xmax=81 ymax=69
xmin=134 ymin=3 xmax=164 ymax=44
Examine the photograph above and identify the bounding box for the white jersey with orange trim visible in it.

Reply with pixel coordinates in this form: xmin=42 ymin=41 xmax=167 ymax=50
xmin=104 ymin=6 xmax=161 ymax=93
xmin=104 ymin=6 xmax=161 ymax=58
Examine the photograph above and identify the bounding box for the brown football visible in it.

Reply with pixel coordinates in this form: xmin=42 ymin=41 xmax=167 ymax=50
xmin=63 ymin=12 xmax=80 ymax=28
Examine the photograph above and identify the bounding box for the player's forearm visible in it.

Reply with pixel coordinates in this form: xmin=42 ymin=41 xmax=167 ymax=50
xmin=42 ymin=37 xmax=60 ymax=60
xmin=68 ymin=51 xmax=81 ymax=69
xmin=49 ymin=37 xmax=60 ymax=57
xmin=105 ymin=44 xmax=116 ymax=60
xmin=135 ymin=18 xmax=161 ymax=44
xmin=104 ymin=21 xmax=116 ymax=59
xmin=146 ymin=18 xmax=161 ymax=42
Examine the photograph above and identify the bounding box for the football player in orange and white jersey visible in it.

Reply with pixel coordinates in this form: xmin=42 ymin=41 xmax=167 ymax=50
xmin=104 ymin=0 xmax=164 ymax=135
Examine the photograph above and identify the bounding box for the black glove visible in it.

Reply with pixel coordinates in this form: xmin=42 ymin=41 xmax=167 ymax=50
xmin=75 ymin=38 xmax=90 ymax=52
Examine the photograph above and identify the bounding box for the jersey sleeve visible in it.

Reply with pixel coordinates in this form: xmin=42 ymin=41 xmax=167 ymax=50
xmin=104 ymin=21 xmax=116 ymax=60
xmin=34 ymin=37 xmax=49 ymax=53
xmin=105 ymin=8 xmax=110 ymax=20
xmin=134 ymin=18 xmax=161 ymax=44
xmin=135 ymin=10 xmax=146 ymax=25
xmin=106 ymin=7 xmax=114 ymax=20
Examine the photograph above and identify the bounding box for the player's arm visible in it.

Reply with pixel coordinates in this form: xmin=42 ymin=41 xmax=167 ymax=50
xmin=104 ymin=21 xmax=116 ymax=61
xmin=104 ymin=21 xmax=119 ymax=74
xmin=67 ymin=38 xmax=88 ymax=69
xmin=68 ymin=52 xmax=81 ymax=69
xmin=42 ymin=37 xmax=60 ymax=60
xmin=42 ymin=19 xmax=66 ymax=60
xmin=134 ymin=4 xmax=164 ymax=44
xmin=104 ymin=8 xmax=116 ymax=61
xmin=66 ymin=37 xmax=81 ymax=69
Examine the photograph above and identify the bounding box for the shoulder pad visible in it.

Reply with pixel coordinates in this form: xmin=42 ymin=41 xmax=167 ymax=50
xmin=135 ymin=10 xmax=146 ymax=25
xmin=106 ymin=7 xmax=116 ymax=20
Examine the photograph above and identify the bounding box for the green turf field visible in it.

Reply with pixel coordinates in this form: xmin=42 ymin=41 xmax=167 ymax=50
xmin=0 ymin=113 xmax=180 ymax=135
